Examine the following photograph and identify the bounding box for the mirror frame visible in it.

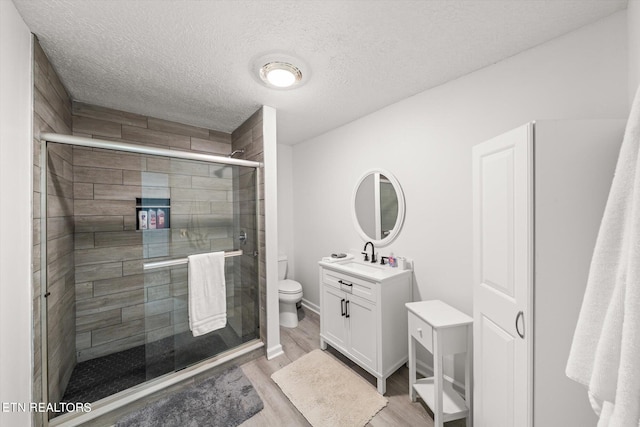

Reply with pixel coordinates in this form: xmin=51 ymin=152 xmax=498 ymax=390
xmin=351 ymin=168 xmax=405 ymax=247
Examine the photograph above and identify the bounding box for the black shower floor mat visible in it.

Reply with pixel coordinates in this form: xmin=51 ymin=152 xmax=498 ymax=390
xmin=60 ymin=329 xmax=238 ymax=407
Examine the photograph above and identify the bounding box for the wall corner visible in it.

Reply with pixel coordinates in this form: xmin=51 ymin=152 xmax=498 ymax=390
xmin=262 ymin=105 xmax=281 ymax=357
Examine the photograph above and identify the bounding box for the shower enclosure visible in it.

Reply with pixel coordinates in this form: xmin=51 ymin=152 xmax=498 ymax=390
xmin=39 ymin=134 xmax=262 ymax=419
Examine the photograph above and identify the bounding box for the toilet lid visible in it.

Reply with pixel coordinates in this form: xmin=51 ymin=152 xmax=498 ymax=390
xmin=279 ymin=279 xmax=302 ymax=294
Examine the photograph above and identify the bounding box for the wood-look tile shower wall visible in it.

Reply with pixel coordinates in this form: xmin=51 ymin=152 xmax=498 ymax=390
xmin=70 ymin=102 xmax=241 ymax=362
xmin=32 ymin=39 xmax=75 ymax=420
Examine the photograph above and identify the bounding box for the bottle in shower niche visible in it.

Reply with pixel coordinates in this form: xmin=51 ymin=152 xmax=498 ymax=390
xmin=149 ymin=209 xmax=157 ymax=229
xmin=138 ymin=210 xmax=148 ymax=230
xmin=157 ymin=209 xmax=165 ymax=229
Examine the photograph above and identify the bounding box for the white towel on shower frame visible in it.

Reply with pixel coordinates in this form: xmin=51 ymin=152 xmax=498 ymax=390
xmin=566 ymin=87 xmax=640 ymax=427
xmin=187 ymin=251 xmax=226 ymax=337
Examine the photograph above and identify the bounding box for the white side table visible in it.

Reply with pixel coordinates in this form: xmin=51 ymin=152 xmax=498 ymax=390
xmin=406 ymin=300 xmax=473 ymax=427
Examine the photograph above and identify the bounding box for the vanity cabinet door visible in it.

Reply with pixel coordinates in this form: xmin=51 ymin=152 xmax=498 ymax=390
xmin=348 ymin=294 xmax=377 ymax=371
xmin=322 ymin=284 xmax=348 ymax=352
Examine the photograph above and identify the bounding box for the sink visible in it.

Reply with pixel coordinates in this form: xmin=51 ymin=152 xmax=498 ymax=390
xmin=319 ymin=256 xmax=410 ymax=280
xmin=339 ymin=262 xmax=383 ymax=274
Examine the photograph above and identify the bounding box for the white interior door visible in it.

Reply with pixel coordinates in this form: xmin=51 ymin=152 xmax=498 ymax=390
xmin=472 ymin=124 xmax=532 ymax=427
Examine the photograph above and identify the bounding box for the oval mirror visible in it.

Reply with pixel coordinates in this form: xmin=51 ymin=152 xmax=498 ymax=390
xmin=352 ymin=169 xmax=405 ymax=246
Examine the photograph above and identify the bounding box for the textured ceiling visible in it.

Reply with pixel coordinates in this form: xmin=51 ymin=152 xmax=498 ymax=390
xmin=13 ymin=0 xmax=627 ymax=145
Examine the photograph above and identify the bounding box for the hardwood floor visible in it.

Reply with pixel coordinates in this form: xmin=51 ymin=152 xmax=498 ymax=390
xmin=239 ymin=308 xmax=467 ymax=427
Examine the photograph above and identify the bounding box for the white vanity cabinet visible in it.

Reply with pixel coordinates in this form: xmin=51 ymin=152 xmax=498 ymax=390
xmin=319 ymin=260 xmax=412 ymax=394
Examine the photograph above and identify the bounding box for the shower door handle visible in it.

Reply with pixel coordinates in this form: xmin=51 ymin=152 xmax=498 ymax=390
xmin=238 ymin=231 xmax=247 ymax=245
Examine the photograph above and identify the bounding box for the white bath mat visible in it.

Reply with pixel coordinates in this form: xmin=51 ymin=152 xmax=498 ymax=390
xmin=271 ymin=349 xmax=388 ymax=426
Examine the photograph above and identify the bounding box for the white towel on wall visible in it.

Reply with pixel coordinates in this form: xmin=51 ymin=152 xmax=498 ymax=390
xmin=566 ymin=87 xmax=640 ymax=427
xmin=188 ymin=251 xmax=226 ymax=337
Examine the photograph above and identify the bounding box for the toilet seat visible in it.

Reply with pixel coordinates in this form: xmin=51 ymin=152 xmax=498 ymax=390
xmin=279 ymin=279 xmax=302 ymax=294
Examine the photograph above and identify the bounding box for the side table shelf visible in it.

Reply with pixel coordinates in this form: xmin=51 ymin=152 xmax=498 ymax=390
xmin=406 ymin=300 xmax=473 ymax=427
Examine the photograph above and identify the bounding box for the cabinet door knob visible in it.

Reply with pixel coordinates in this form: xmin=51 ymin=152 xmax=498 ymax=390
xmin=417 ymin=327 xmax=422 ymax=336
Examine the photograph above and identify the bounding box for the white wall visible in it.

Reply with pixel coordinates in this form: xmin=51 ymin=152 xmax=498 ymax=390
xmin=289 ymin=11 xmax=629 ymax=316
xmin=629 ymin=0 xmax=640 ymax=101
xmin=277 ymin=144 xmax=295 ymax=279
xmin=0 ymin=1 xmax=33 ymax=426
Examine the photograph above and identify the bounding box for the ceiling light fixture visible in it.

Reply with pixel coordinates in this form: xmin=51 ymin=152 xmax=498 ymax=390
xmin=259 ymin=62 xmax=303 ymax=89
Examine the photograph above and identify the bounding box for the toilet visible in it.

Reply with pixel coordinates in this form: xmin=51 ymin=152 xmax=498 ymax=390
xmin=278 ymin=255 xmax=303 ymax=328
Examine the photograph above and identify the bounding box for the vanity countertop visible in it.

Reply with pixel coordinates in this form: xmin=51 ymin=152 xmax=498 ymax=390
xmin=318 ymin=257 xmax=411 ymax=281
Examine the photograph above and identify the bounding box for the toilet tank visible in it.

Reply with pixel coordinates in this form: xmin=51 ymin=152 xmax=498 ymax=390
xmin=278 ymin=255 xmax=288 ymax=280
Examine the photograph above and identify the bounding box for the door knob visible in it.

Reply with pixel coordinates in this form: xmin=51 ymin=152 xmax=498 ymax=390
xmin=515 ymin=311 xmax=525 ymax=339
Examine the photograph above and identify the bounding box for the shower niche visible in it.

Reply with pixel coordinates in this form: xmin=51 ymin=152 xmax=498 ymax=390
xmin=136 ymin=198 xmax=171 ymax=230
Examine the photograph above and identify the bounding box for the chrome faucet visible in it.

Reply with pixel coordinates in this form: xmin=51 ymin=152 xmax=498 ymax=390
xmin=362 ymin=241 xmax=376 ymax=263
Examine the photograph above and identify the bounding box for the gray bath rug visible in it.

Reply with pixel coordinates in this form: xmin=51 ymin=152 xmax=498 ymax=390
xmin=116 ymin=366 xmax=263 ymax=427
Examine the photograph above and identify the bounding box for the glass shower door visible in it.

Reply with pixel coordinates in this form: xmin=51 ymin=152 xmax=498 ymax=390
xmin=142 ymin=158 xmax=258 ymax=380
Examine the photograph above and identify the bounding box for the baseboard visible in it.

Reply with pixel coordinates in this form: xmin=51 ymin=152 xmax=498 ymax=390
xmin=415 ymin=359 xmax=466 ymax=395
xmin=266 ymin=344 xmax=284 ymax=360
xmin=301 ymin=298 xmax=319 ymax=314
